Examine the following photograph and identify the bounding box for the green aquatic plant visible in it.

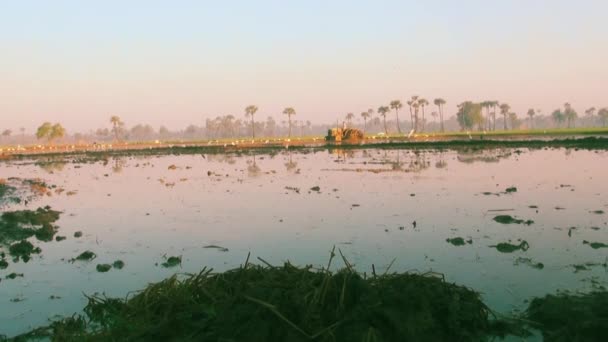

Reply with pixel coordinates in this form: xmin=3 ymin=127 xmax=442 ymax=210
xmin=9 ymin=240 xmax=41 ymax=262
xmin=446 ymin=237 xmax=472 ymax=246
xmin=112 ymin=260 xmax=125 ymax=270
xmin=161 ymin=256 xmax=182 ymax=268
xmin=514 ymin=257 xmax=544 ymax=269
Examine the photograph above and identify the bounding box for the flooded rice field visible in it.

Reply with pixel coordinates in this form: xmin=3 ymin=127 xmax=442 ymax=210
xmin=1 ymin=147 xmax=607 ymax=337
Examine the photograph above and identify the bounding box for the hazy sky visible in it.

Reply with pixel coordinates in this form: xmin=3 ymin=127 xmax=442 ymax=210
xmin=1 ymin=0 xmax=607 ymax=132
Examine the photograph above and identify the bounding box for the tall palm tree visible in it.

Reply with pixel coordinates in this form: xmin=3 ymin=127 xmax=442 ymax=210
xmin=282 ymin=107 xmax=296 ymax=137
xmin=480 ymin=101 xmax=491 ymax=130
xmin=598 ymin=108 xmax=608 ymax=127
xmin=585 ymin=107 xmax=596 ymax=127
xmin=110 ymin=116 xmax=123 ymax=141
xmin=552 ymin=109 xmax=565 ymax=127
xmin=563 ymin=102 xmax=577 ymax=128
xmin=345 ymin=112 xmax=355 ymax=126
xmin=489 ymin=101 xmax=499 ymax=130
xmin=527 ymin=109 xmax=535 ymax=129
xmin=433 ymin=98 xmax=446 ymax=132
xmin=389 ymin=100 xmax=403 ymax=134
xmin=407 ymin=96 xmax=419 ymax=130
xmin=245 ymin=105 xmax=258 ymax=139
xmin=377 ymin=106 xmax=390 ymax=135
xmin=360 ymin=111 xmax=371 ymax=131
xmin=499 ymin=104 xmax=510 ymax=130
xmin=418 ymin=98 xmax=429 ymax=132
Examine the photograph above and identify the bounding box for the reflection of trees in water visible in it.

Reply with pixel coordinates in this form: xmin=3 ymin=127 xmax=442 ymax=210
xmin=435 ymin=152 xmax=448 ymax=169
xmin=206 ymin=153 xmax=236 ymax=165
xmin=456 ymin=149 xmax=511 ymax=164
xmin=284 ymin=151 xmax=298 ymax=171
xmin=112 ymin=158 xmax=126 ymax=173
xmin=408 ymin=151 xmax=430 ymax=172
xmin=36 ymin=160 xmax=66 ymax=173
xmin=247 ymin=154 xmax=261 ymax=177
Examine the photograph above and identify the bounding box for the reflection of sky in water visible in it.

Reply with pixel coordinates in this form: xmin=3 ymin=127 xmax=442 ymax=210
xmin=1 ymin=148 xmax=607 ymax=337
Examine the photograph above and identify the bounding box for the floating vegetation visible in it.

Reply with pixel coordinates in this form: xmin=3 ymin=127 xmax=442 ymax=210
xmin=16 ymin=255 xmax=517 ymax=341
xmin=493 ymin=215 xmax=534 ymax=225
xmin=525 ymin=291 xmax=608 ymax=341
xmin=55 ymin=235 xmax=66 ymax=241
xmin=161 ymin=255 xmax=182 ymax=268
xmin=203 ymin=245 xmax=229 ymax=252
xmin=6 ymin=272 xmax=24 ymax=279
xmin=514 ymin=257 xmax=544 ymax=269
xmin=310 ymin=186 xmax=321 ymax=192
xmin=505 ymin=187 xmax=517 ymax=193
xmin=112 ymin=260 xmax=125 ymax=270
xmin=285 ymin=186 xmax=300 ymax=194
xmin=583 ymin=240 xmax=608 ymax=249
xmin=490 ymin=241 xmax=530 ymax=253
xmin=0 ymin=207 xmax=62 ymax=244
xmin=590 ymin=210 xmax=605 ymax=215
xmin=9 ymin=240 xmax=41 ymax=262
xmin=446 ymin=237 xmax=472 ymax=246
xmin=74 ymin=231 xmax=83 ymax=238
xmin=0 ymin=258 xmax=8 ymax=269
xmin=96 ymin=264 xmax=112 ymax=273
xmin=72 ymin=251 xmax=97 ymax=262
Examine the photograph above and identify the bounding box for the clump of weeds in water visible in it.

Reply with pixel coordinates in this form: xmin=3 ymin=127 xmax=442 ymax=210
xmin=112 ymin=260 xmax=125 ymax=270
xmin=161 ymin=255 xmax=182 ymax=268
xmin=9 ymin=240 xmax=41 ymax=262
xmin=16 ymin=249 xmax=526 ymax=341
xmin=72 ymin=251 xmax=97 ymax=262
xmin=514 ymin=257 xmax=544 ymax=269
xmin=490 ymin=241 xmax=530 ymax=253
xmin=583 ymin=240 xmax=608 ymax=249
xmin=446 ymin=237 xmax=472 ymax=246
xmin=96 ymin=264 xmax=112 ymax=273
xmin=493 ymin=215 xmax=534 ymax=225
xmin=525 ymin=291 xmax=608 ymax=341
xmin=0 ymin=207 xmax=62 ymax=244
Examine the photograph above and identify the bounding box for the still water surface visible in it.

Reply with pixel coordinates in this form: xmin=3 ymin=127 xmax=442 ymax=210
xmin=1 ymin=147 xmax=607 ymax=337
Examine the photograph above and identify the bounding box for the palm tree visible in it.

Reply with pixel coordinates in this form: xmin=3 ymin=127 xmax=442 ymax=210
xmin=110 ymin=116 xmax=123 ymax=141
xmin=552 ymin=109 xmax=565 ymax=127
xmin=407 ymin=96 xmax=419 ymax=130
xmin=508 ymin=112 xmax=518 ymax=130
xmin=360 ymin=111 xmax=371 ymax=131
xmin=377 ymin=106 xmax=390 ymax=135
xmin=563 ymin=102 xmax=577 ymax=128
xmin=245 ymin=105 xmax=258 ymax=139
xmin=389 ymin=100 xmax=403 ymax=134
xmin=433 ymin=98 xmax=446 ymax=132
xmin=499 ymin=104 xmax=510 ymax=130
xmin=418 ymin=98 xmax=429 ymax=132
xmin=489 ymin=101 xmax=499 ymax=130
xmin=345 ymin=112 xmax=355 ymax=127
xmin=527 ymin=109 xmax=535 ymax=129
xmin=480 ymin=101 xmax=492 ymax=130
xmin=598 ymin=108 xmax=608 ymax=127
xmin=585 ymin=107 xmax=596 ymax=127
xmin=282 ymin=107 xmax=296 ymax=137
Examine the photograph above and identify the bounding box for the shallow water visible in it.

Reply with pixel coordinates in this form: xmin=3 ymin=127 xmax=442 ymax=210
xmin=1 ymin=147 xmax=607 ymax=337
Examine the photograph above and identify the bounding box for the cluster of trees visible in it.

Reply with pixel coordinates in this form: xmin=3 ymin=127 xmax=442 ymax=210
xmin=345 ymin=96 xmax=447 ymax=135
xmin=35 ymin=122 xmax=66 ymax=142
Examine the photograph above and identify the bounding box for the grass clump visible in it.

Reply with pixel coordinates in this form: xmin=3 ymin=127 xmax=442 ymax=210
xmin=16 ymin=252 xmax=514 ymax=341
xmin=526 ymin=291 xmax=608 ymax=341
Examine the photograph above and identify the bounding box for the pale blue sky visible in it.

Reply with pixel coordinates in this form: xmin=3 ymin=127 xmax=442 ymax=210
xmin=1 ymin=0 xmax=607 ymax=131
